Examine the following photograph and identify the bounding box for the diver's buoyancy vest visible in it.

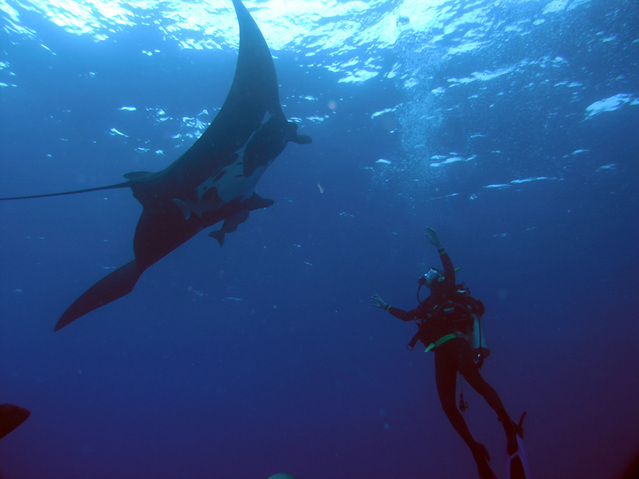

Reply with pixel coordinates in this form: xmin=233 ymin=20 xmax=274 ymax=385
xmin=409 ymin=286 xmax=490 ymax=365
xmin=428 ymin=286 xmax=484 ymax=327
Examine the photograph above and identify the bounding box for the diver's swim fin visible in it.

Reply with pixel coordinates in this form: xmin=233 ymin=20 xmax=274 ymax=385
xmin=507 ymin=413 xmax=530 ymax=479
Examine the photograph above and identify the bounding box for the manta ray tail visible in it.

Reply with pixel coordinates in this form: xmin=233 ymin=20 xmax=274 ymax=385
xmin=54 ymin=260 xmax=142 ymax=331
xmin=0 ymin=181 xmax=131 ymax=201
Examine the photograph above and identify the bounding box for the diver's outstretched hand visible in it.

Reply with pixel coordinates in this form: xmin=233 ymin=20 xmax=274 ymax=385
xmin=424 ymin=227 xmax=443 ymax=249
xmin=371 ymin=294 xmax=388 ymax=310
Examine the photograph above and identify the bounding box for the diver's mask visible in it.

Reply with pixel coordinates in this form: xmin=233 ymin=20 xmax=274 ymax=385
xmin=417 ymin=268 xmax=442 ymax=303
xmin=419 ymin=267 xmax=442 ymax=286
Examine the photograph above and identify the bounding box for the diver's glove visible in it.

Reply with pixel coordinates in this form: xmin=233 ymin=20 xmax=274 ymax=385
xmin=424 ymin=227 xmax=443 ymax=250
xmin=371 ymin=294 xmax=390 ymax=311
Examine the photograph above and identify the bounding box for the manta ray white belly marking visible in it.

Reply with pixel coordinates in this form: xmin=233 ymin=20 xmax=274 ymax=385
xmin=173 ymin=111 xmax=274 ymax=220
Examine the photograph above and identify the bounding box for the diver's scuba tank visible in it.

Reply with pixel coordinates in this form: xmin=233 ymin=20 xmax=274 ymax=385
xmin=417 ymin=267 xmax=490 ymax=367
xmin=468 ymin=314 xmax=490 ymax=367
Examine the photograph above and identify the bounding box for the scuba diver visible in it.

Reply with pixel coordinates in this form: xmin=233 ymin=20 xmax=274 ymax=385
xmin=371 ymin=227 xmax=528 ymax=479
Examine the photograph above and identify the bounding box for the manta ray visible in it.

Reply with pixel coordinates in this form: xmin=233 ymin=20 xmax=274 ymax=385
xmin=0 ymin=0 xmax=311 ymax=331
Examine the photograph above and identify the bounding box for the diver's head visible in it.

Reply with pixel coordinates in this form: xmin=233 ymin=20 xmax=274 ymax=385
xmin=419 ymin=267 xmax=443 ymax=287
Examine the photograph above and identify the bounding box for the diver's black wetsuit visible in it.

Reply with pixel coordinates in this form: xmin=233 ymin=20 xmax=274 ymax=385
xmin=387 ymin=249 xmax=510 ymax=465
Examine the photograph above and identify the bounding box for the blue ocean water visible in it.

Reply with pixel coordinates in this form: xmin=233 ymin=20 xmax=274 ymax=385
xmin=1 ymin=0 xmax=638 ymax=478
